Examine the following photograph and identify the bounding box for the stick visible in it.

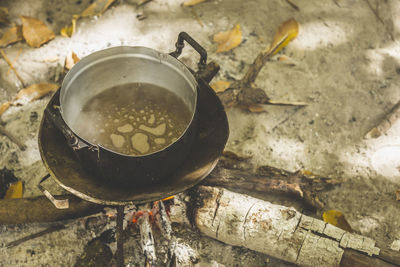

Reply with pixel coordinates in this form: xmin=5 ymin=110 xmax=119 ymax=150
xmin=0 ymin=48 xmax=25 ymax=88
xmin=116 ymin=206 xmax=125 ymax=267
xmin=0 ymin=195 xmax=104 ymax=225
xmin=6 ymin=224 xmax=66 ymax=248
xmin=201 ymin=154 xmax=339 ymax=210
xmin=365 ymin=100 xmax=400 ymax=139
xmin=0 ymin=124 xmax=27 ymax=150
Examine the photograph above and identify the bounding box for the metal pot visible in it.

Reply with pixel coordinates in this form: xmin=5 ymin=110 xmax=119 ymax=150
xmin=46 ymin=32 xmax=217 ymax=187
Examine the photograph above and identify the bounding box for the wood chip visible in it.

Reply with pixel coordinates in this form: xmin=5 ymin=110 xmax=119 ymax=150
xmin=64 ymin=51 xmax=80 ymax=70
xmin=396 ymin=189 xmax=400 ymax=201
xmin=0 ymin=26 xmax=23 ymax=47
xmin=21 ymin=16 xmax=55 ymax=48
xmin=14 ymin=83 xmax=59 ymax=105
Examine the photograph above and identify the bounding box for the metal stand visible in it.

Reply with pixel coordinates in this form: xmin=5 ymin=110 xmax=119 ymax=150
xmin=116 ymin=206 xmax=125 ymax=267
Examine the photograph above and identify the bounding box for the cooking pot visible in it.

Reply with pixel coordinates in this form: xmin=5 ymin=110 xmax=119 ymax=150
xmin=46 ymin=32 xmax=218 ymax=187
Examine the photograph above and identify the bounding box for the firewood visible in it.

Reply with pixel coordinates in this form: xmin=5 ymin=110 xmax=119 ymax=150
xmin=170 ymin=186 xmax=398 ymax=267
xmin=0 ymin=195 xmax=104 ymax=225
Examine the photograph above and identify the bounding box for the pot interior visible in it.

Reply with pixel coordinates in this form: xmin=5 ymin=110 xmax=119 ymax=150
xmin=60 ymin=46 xmax=198 ymax=155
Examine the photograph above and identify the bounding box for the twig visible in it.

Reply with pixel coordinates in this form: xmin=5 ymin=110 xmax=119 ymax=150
xmin=6 ymin=224 xmax=66 ymax=248
xmin=285 ymin=0 xmax=300 ymax=11
xmin=7 ymin=48 xmax=22 ymax=76
xmin=0 ymin=48 xmax=25 ymax=88
xmin=0 ymin=124 xmax=27 ymax=150
xmin=365 ymin=100 xmax=400 ymax=139
xmin=116 ymin=206 xmax=125 ymax=267
xmin=364 ymin=0 xmax=395 ymax=41
xmin=190 ymin=9 xmax=204 ymax=27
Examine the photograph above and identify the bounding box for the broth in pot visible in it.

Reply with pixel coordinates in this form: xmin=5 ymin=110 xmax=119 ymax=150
xmin=72 ymin=83 xmax=192 ymax=155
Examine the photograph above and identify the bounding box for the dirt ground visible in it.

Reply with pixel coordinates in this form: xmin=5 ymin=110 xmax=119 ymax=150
xmin=0 ymin=0 xmax=400 ymax=266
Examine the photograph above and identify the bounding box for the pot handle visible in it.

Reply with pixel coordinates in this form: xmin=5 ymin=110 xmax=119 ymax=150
xmin=169 ymin=32 xmax=207 ymax=72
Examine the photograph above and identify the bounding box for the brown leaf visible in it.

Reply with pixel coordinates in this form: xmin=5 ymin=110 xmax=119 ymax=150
xmin=323 ymin=210 xmax=353 ymax=232
xmin=0 ymin=101 xmax=11 ymax=116
xmin=183 ymin=0 xmax=208 ymax=6
xmin=14 ymin=83 xmax=59 ymax=105
xmin=80 ymin=0 xmax=117 ymax=17
xmin=4 ymin=181 xmax=23 ymax=199
xmin=213 ymin=24 xmax=242 ymax=53
xmin=210 ymin=81 xmax=231 ymax=93
xmin=0 ymin=7 xmax=8 ymax=24
xmin=0 ymin=26 xmax=23 ymax=47
xmin=266 ymin=18 xmax=299 ymax=55
xmin=396 ymin=189 xmax=400 ymax=201
xmin=21 ymin=16 xmax=55 ymax=48
xmin=65 ymin=51 xmax=80 ymax=70
xmin=248 ymin=104 xmax=265 ymax=113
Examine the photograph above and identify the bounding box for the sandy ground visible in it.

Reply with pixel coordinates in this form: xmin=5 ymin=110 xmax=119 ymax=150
xmin=0 ymin=0 xmax=400 ymax=266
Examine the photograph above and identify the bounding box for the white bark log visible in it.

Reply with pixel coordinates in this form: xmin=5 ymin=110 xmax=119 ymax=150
xmin=171 ymin=186 xmax=381 ymax=267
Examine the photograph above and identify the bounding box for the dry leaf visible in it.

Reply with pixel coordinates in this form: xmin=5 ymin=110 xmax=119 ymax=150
xmin=323 ymin=210 xmax=353 ymax=232
xmin=60 ymin=18 xmax=77 ymax=38
xmin=4 ymin=181 xmax=23 ymax=199
xmin=0 ymin=7 xmax=8 ymax=24
xmin=211 ymin=81 xmax=231 ymax=93
xmin=266 ymin=18 xmax=299 ymax=55
xmin=0 ymin=101 xmax=11 ymax=116
xmin=0 ymin=26 xmax=23 ymax=47
xmin=213 ymin=24 xmax=242 ymax=53
xmin=80 ymin=0 xmax=116 ymax=17
xmin=14 ymin=83 xmax=59 ymax=105
xmin=65 ymin=51 xmax=80 ymax=70
xmin=248 ymin=104 xmax=265 ymax=113
xmin=21 ymin=16 xmax=55 ymax=48
xmin=396 ymin=189 xmax=400 ymax=201
xmin=183 ymin=0 xmax=207 ymax=6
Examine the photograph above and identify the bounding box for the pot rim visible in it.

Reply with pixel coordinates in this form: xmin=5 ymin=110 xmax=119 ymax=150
xmin=59 ymin=46 xmax=199 ymax=157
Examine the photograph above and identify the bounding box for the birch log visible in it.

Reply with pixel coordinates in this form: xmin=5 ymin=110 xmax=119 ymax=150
xmin=170 ymin=186 xmax=395 ymax=267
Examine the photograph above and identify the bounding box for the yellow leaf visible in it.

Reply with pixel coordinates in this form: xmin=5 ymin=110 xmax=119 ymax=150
xmin=80 ymin=0 xmax=117 ymax=17
xmin=266 ymin=18 xmax=299 ymax=55
xmin=0 ymin=101 xmax=11 ymax=116
xmin=210 ymin=81 xmax=231 ymax=93
xmin=0 ymin=7 xmax=8 ymax=24
xmin=64 ymin=51 xmax=80 ymax=70
xmin=213 ymin=24 xmax=242 ymax=53
xmin=183 ymin=0 xmax=207 ymax=6
xmin=0 ymin=26 xmax=23 ymax=47
xmin=60 ymin=18 xmax=77 ymax=38
xmin=4 ymin=181 xmax=23 ymax=199
xmin=14 ymin=83 xmax=59 ymax=105
xmin=21 ymin=16 xmax=55 ymax=48
xmin=248 ymin=104 xmax=265 ymax=113
xmin=323 ymin=210 xmax=353 ymax=232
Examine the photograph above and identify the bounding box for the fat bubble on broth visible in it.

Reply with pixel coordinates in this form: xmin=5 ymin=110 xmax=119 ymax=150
xmin=72 ymin=83 xmax=192 ymax=155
